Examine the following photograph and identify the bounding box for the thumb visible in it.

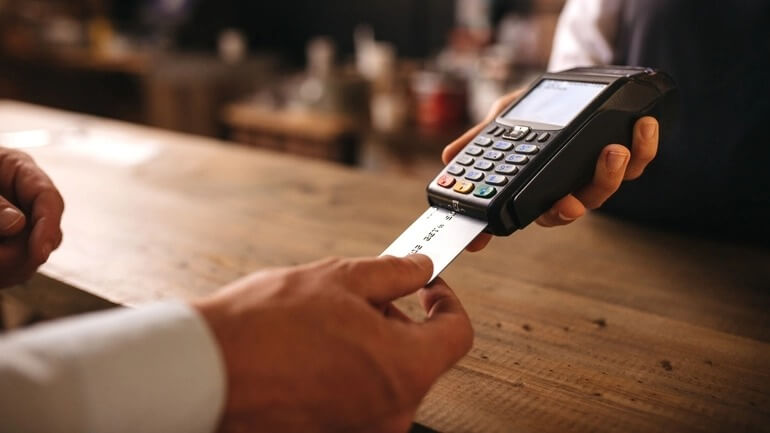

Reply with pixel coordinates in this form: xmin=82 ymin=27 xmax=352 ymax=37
xmin=441 ymin=89 xmax=524 ymax=164
xmin=342 ymin=255 xmax=433 ymax=304
xmin=0 ymin=196 xmax=25 ymax=236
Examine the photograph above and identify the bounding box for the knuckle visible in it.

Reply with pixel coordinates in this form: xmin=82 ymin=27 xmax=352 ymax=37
xmin=595 ymin=171 xmax=623 ymax=194
xmin=3 ymin=147 xmax=25 ymax=160
xmin=271 ymin=268 xmax=306 ymax=296
xmin=633 ymin=143 xmax=656 ymax=162
xmin=623 ymin=166 xmax=644 ymax=180
xmin=332 ymin=256 xmax=357 ymax=274
xmin=319 ymin=255 xmax=345 ymax=269
xmin=378 ymin=254 xmax=404 ymax=272
xmin=327 ymin=256 xmax=366 ymax=288
xmin=314 ymin=256 xmax=347 ymax=278
xmin=579 ymin=187 xmax=611 ymax=210
xmin=11 ymin=151 xmax=35 ymax=168
xmin=582 ymin=194 xmax=608 ymax=210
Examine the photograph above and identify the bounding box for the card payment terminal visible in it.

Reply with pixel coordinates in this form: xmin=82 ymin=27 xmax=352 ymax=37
xmin=382 ymin=66 xmax=678 ymax=281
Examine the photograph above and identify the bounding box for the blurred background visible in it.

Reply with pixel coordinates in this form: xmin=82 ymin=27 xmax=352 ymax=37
xmin=0 ymin=0 xmax=565 ymax=178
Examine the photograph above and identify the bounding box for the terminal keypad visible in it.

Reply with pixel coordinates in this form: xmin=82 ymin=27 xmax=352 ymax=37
xmin=437 ymin=124 xmax=552 ymax=200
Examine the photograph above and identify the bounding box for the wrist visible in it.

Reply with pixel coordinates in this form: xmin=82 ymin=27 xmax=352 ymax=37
xmin=191 ymin=298 xmax=229 ymax=356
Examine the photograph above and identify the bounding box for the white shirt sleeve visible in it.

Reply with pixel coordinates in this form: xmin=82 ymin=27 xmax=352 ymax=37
xmin=0 ymin=302 xmax=225 ymax=433
xmin=548 ymin=0 xmax=624 ymax=71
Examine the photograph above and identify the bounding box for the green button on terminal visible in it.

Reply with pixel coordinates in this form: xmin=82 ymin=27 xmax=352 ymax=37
xmin=474 ymin=185 xmax=496 ymax=199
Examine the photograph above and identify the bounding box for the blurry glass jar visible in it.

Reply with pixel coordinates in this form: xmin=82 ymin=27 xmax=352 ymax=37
xmin=411 ymin=71 xmax=467 ymax=130
xmin=467 ymin=45 xmax=515 ymax=123
xmin=368 ymin=43 xmax=410 ymax=133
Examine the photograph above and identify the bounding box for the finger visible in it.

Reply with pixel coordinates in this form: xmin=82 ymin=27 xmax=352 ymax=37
xmin=411 ymin=278 xmax=474 ymax=375
xmin=625 ymin=116 xmax=659 ymax=180
xmin=0 ymin=148 xmax=32 ymax=198
xmin=573 ymin=144 xmax=630 ymax=210
xmin=382 ymin=302 xmax=412 ymax=322
xmin=341 ymin=255 xmax=433 ymax=304
xmin=0 ymin=196 xmax=26 ymax=236
xmin=7 ymin=150 xmax=63 ymax=214
xmin=0 ymin=236 xmax=27 ymax=263
xmin=27 ymin=216 xmax=62 ymax=265
xmin=465 ymin=233 xmax=492 ymax=252
xmin=26 ymin=189 xmax=65 ymax=264
xmin=441 ymin=122 xmax=487 ymax=164
xmin=535 ymin=195 xmax=586 ymax=227
xmin=441 ymin=90 xmax=524 ymax=164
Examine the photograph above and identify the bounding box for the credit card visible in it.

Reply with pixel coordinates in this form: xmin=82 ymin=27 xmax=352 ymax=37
xmin=381 ymin=207 xmax=488 ymax=282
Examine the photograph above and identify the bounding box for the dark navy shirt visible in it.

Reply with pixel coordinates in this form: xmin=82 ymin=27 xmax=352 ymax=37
xmin=601 ymin=1 xmax=770 ymax=239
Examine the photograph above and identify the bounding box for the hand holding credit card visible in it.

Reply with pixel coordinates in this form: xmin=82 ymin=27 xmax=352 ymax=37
xmin=382 ymin=66 xmax=677 ymax=281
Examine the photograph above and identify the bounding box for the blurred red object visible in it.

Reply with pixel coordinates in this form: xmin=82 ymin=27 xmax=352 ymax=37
xmin=411 ymin=71 xmax=467 ymax=130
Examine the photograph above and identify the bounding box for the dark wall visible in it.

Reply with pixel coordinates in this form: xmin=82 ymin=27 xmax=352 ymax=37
xmin=170 ymin=0 xmax=455 ymax=63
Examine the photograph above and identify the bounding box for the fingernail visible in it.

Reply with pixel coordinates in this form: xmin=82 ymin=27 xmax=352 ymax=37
xmin=606 ymin=151 xmax=628 ymax=173
xmin=557 ymin=212 xmax=578 ymax=222
xmin=407 ymin=253 xmax=431 ymax=266
xmin=641 ymin=121 xmax=657 ymax=140
xmin=406 ymin=253 xmax=433 ymax=272
xmin=0 ymin=208 xmax=24 ymax=230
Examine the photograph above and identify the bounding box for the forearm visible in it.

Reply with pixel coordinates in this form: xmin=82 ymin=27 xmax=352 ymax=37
xmin=0 ymin=302 xmax=225 ymax=433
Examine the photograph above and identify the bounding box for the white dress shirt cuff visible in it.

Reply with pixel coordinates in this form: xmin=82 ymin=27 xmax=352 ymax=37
xmin=0 ymin=302 xmax=226 ymax=433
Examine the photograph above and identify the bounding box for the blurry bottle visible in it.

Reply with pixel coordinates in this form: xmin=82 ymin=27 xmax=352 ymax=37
xmin=88 ymin=16 xmax=113 ymax=58
xmin=456 ymin=0 xmax=493 ymax=32
xmin=368 ymin=44 xmax=410 ymax=133
xmin=354 ymin=25 xmax=378 ymax=81
xmin=218 ymin=29 xmax=247 ymax=64
xmin=468 ymin=45 xmax=515 ymax=123
xmin=354 ymin=26 xmax=410 ymax=132
xmin=411 ymin=70 xmax=467 ymax=130
xmin=296 ymin=37 xmax=336 ymax=111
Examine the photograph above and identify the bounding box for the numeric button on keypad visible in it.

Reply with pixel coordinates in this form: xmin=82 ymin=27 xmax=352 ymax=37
xmin=473 ymin=185 xmax=496 ymax=198
xmin=465 ymin=170 xmax=484 ymax=181
xmin=495 ymin=164 xmax=518 ymax=175
xmin=474 ymin=160 xmax=494 ymax=171
xmin=447 ymin=165 xmax=465 ymax=176
xmin=454 ymin=181 xmax=474 ymax=194
xmin=505 ymin=154 xmax=529 ymax=164
xmin=483 ymin=150 xmax=504 ymax=161
xmin=492 ymin=141 xmax=514 ymax=151
xmin=515 ymin=144 xmax=539 ymax=155
xmin=465 ymin=146 xmax=483 ymax=156
xmin=486 ymin=175 xmax=508 ymax=186
xmin=437 ymin=175 xmax=456 ymax=188
xmin=456 ymin=155 xmax=474 ymax=166
xmin=474 ymin=137 xmax=493 ymax=147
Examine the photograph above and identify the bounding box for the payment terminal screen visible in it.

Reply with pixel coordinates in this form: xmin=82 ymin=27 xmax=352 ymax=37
xmin=503 ymin=80 xmax=606 ymax=127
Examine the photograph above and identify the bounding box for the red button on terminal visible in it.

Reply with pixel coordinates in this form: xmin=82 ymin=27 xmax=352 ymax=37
xmin=437 ymin=175 xmax=456 ymax=188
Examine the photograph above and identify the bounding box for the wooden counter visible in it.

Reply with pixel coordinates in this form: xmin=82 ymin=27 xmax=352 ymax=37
xmin=1 ymin=101 xmax=768 ymax=432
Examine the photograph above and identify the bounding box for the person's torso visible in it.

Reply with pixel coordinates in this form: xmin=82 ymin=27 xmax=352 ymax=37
xmin=604 ymin=0 xmax=770 ymax=237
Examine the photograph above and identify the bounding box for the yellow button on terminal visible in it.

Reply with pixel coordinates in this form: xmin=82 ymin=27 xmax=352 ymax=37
xmin=453 ymin=181 xmax=475 ymax=194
